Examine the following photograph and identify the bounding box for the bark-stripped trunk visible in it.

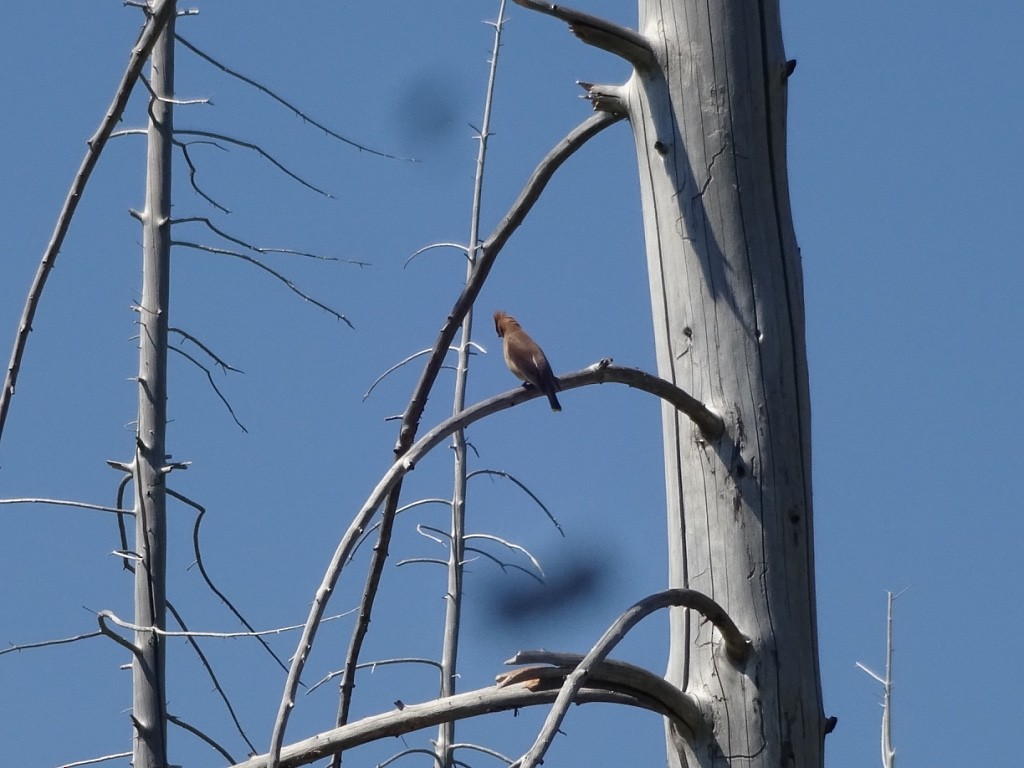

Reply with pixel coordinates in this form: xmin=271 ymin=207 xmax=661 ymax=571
xmin=133 ymin=4 xmax=174 ymax=766
xmin=626 ymin=1 xmax=824 ymax=766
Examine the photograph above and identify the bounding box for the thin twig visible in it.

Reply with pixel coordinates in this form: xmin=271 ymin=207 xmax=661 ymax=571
xmin=0 ymin=630 xmax=103 ymax=657
xmin=167 ymin=713 xmax=237 ymax=764
xmin=99 ymin=608 xmax=352 ymax=639
xmin=170 ymin=326 xmax=244 ymax=372
xmin=176 ymin=129 xmax=334 ymax=198
xmin=174 ymin=33 xmax=410 ymax=161
xmin=0 ymin=0 xmax=177 ymax=444
xmin=308 ymin=657 xmax=443 ymax=695
xmin=404 ymin=242 xmax=472 ymax=268
xmin=138 ymin=71 xmax=210 ymax=105
xmin=375 ymin=749 xmax=444 ymax=768
xmin=174 ymin=240 xmax=353 ymax=327
xmin=0 ymin=498 xmax=132 ymax=515
xmin=177 ymin=139 xmax=231 ymax=211
xmin=449 ymin=743 xmax=514 ymax=765
xmin=463 ymin=548 xmax=544 ymax=583
xmin=58 ymin=751 xmax=132 ymax=768
xmin=464 ymin=533 xmax=545 ymax=578
xmin=467 ymin=469 xmax=563 ymax=536
xmin=171 ymin=489 xmax=294 ymax=679
xmin=170 ymin=345 xmax=248 ymax=432
xmin=166 ymin=602 xmax=257 ymax=755
xmin=363 ymin=348 xmax=456 ymax=401
xmin=171 ymin=216 xmax=369 ymax=265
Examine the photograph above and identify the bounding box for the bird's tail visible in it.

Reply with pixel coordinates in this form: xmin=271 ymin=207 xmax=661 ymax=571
xmin=547 ymin=382 xmax=562 ymax=412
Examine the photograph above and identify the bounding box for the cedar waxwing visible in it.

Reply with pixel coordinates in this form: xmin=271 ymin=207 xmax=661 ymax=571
xmin=494 ymin=310 xmax=562 ymax=412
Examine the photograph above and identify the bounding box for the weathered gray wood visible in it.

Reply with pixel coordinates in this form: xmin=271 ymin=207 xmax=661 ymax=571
xmin=132 ymin=5 xmax=175 ymax=767
xmin=624 ymin=1 xmax=824 ymax=766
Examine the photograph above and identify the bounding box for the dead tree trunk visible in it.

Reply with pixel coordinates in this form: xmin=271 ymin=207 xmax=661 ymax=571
xmin=623 ymin=1 xmax=824 ymax=766
xmin=132 ymin=4 xmax=175 ymax=766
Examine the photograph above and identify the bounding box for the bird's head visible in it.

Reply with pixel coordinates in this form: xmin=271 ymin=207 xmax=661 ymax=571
xmin=493 ymin=310 xmax=520 ymax=338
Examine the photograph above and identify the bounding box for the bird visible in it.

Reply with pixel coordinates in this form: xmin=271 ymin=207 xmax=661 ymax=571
xmin=494 ymin=310 xmax=562 ymax=411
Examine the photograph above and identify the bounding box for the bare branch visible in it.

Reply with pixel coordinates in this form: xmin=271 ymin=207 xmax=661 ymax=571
xmin=0 ymin=630 xmax=103 ymax=657
xmin=450 ymin=743 xmax=514 ymax=766
xmin=169 ymin=345 xmax=248 ymax=432
xmin=464 ymin=533 xmax=545 ymax=578
xmin=165 ymin=602 xmax=257 ymax=756
xmin=174 ymin=33 xmax=411 ymax=161
xmin=395 ymin=109 xmax=623 ymax=452
xmin=308 ymin=657 xmax=442 ymax=695
xmin=467 ymin=468 xmax=564 ymax=536
xmin=173 ymin=240 xmax=353 ymax=327
xmin=234 ymin=682 xmax=685 ymax=768
xmin=138 ymin=71 xmax=210 ymax=105
xmin=0 ymin=498 xmax=132 ymax=515
xmin=375 ymin=748 xmax=443 ymax=768
xmin=511 ymin=589 xmax=748 ymax=768
xmin=268 ymin=358 xmax=714 ymax=765
xmin=0 ymin=0 xmax=177 ymax=444
xmin=96 ymin=612 xmax=143 ymax=659
xmin=512 ymin=0 xmax=654 ymax=70
xmin=176 ymin=129 xmax=334 ymax=198
xmin=171 ymin=488 xmax=295 ymax=680
xmin=272 ymin=109 xmax=624 ymax=768
xmin=363 ymin=348 xmax=457 ymax=401
xmin=463 ymin=547 xmax=544 ymax=584
xmin=98 ymin=608 xmax=353 ymax=639
xmin=167 ymin=713 xmax=236 ymax=764
xmin=500 ymin=651 xmax=704 ymax=733
xmin=171 ymin=216 xmax=369 ymax=265
xmin=169 ymin=326 xmax=244 ymax=372
xmin=177 ymin=139 xmax=231 ymax=211
xmin=404 ymin=242 xmax=472 ymax=268
xmin=58 ymin=751 xmax=132 ymax=768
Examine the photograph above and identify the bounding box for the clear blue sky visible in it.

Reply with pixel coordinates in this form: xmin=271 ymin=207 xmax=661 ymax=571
xmin=1 ymin=2 xmax=1021 ymax=766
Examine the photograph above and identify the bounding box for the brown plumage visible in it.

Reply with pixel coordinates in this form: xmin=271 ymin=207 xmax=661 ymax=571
xmin=494 ymin=310 xmax=562 ymax=412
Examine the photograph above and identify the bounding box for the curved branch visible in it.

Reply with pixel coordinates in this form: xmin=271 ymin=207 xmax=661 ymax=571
xmin=308 ymin=656 xmax=442 ymax=695
xmin=174 ymin=240 xmax=353 ymax=327
xmin=234 ymin=682 xmax=684 ymax=768
xmin=266 ymin=360 xmax=721 ymax=764
xmin=395 ymin=109 xmax=623 ymax=451
xmin=512 ymin=0 xmax=654 ymax=70
xmin=174 ymin=34 xmax=410 ymax=161
xmin=269 ymin=110 xmax=624 ymax=767
xmin=167 ymin=713 xmax=236 ymax=764
xmin=169 ymin=345 xmax=248 ymax=431
xmin=0 ymin=0 xmax=177 ymax=444
xmin=97 ymin=611 xmax=143 ymax=659
xmin=467 ymin=468 xmax=564 ymax=536
xmin=556 ymin=360 xmax=724 ymax=439
xmin=497 ymin=651 xmax=705 ymax=737
xmin=512 ymin=589 xmax=750 ymax=768
xmin=164 ymin=602 xmax=257 ymax=756
xmin=175 ymin=129 xmax=334 ymax=198
xmin=172 ymin=489 xmax=293 ymax=678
